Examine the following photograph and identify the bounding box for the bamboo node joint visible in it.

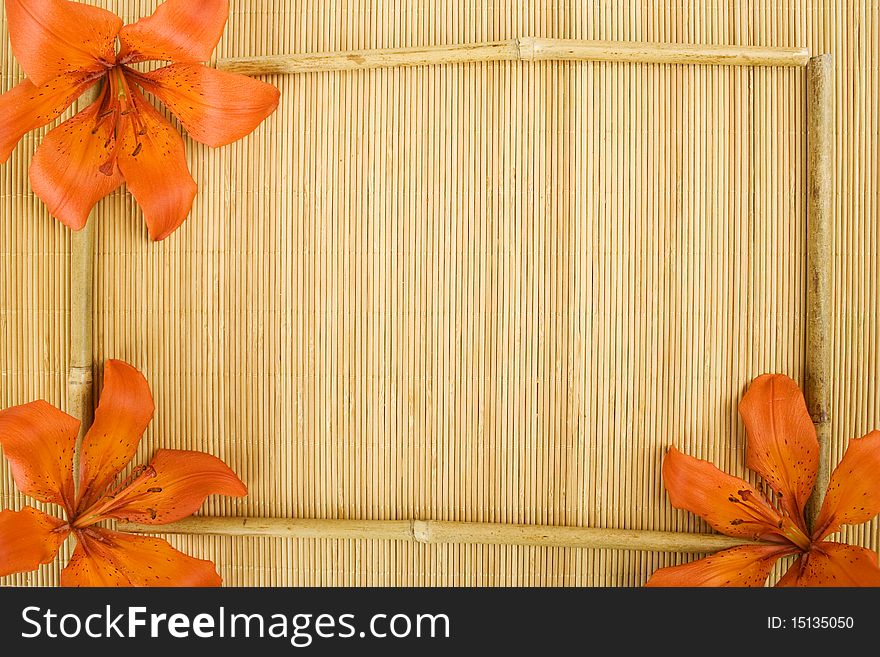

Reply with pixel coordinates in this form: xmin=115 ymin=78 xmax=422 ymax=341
xmin=810 ymin=410 xmax=831 ymax=425
xmin=68 ymin=365 xmax=93 ymax=386
xmin=411 ymin=520 xmax=430 ymax=543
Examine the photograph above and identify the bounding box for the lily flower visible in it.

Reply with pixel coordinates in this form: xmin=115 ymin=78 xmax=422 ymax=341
xmin=0 ymin=0 xmax=280 ymax=240
xmin=0 ymin=359 xmax=246 ymax=586
xmin=647 ymin=373 xmax=880 ymax=586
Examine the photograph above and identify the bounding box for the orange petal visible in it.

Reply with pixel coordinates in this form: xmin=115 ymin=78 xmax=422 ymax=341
xmin=0 ymin=400 xmax=78 ymax=512
xmin=61 ymin=529 xmax=221 ymax=586
xmin=131 ymin=64 xmax=279 ymax=147
xmin=776 ymin=543 xmax=880 ymax=587
xmin=774 ymin=555 xmax=803 ymax=587
xmin=106 ymin=449 xmax=247 ymax=525
xmin=0 ymin=74 xmax=97 ymax=162
xmin=0 ymin=507 xmax=69 ymax=578
xmin=813 ymin=431 xmax=880 ymax=540
xmin=5 ymin=0 xmax=120 ymax=86
xmin=117 ymin=88 xmax=197 ymax=240
xmin=645 ymin=545 xmax=792 ymax=587
xmin=663 ymin=447 xmax=789 ymax=542
xmin=76 ymin=360 xmax=154 ymax=512
xmin=117 ymin=0 xmax=229 ymax=64
xmin=29 ymin=90 xmax=124 ymax=231
xmin=739 ymin=374 xmax=818 ymax=529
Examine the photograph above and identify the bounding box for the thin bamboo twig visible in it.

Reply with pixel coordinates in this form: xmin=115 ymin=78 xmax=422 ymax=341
xmin=216 ymin=38 xmax=810 ymax=76
xmin=118 ymin=517 xmax=763 ymax=554
xmin=68 ymin=86 xmax=101 ymax=486
xmin=805 ymin=54 xmax=834 ymax=528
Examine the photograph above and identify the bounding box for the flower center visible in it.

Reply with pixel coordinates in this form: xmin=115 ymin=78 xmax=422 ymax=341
xmin=728 ymin=488 xmax=812 ymax=551
xmin=71 ymin=464 xmax=158 ymax=529
xmin=91 ymin=66 xmax=148 ymax=174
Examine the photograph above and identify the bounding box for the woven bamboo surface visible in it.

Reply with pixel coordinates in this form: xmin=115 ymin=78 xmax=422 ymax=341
xmin=1 ymin=1 xmax=878 ymax=586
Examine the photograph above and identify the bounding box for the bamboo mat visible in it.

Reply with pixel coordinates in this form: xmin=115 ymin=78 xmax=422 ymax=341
xmin=1 ymin=1 xmax=878 ymax=586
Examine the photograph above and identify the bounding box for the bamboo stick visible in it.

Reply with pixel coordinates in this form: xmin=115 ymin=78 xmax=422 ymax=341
xmin=68 ymin=225 xmax=95 ymax=481
xmin=67 ymin=86 xmax=101 ymax=483
xmin=216 ymin=38 xmax=810 ymax=76
xmin=805 ymin=55 xmax=834 ymax=528
xmin=525 ymin=38 xmax=809 ymax=68
xmin=118 ymin=517 xmax=761 ymax=554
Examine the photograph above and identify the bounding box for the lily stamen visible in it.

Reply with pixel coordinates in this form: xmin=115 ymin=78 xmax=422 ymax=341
xmin=73 ymin=465 xmax=157 ymax=528
xmin=106 ymin=464 xmax=151 ymax=498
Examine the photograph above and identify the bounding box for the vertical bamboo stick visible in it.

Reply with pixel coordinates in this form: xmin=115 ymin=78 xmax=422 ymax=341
xmin=805 ymin=55 xmax=833 ymax=528
xmin=69 ymin=224 xmax=94 ymax=434
xmin=68 ymin=86 xmax=101 ymax=483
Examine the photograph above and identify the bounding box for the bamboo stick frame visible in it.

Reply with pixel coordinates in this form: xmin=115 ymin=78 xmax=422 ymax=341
xmin=70 ymin=39 xmax=832 ymax=555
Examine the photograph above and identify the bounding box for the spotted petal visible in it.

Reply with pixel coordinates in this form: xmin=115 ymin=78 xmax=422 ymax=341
xmin=646 ymin=545 xmax=793 ymax=587
xmin=117 ymin=0 xmax=229 ymax=64
xmin=133 ymin=63 xmax=279 ymax=147
xmin=116 ymin=87 xmax=197 ymax=241
xmin=739 ymin=374 xmax=818 ymax=532
xmin=776 ymin=543 xmax=880 ymax=587
xmin=76 ymin=360 xmax=154 ymax=512
xmin=104 ymin=449 xmax=246 ymax=525
xmin=0 ymin=73 xmax=97 ymax=162
xmin=61 ymin=529 xmax=220 ymax=586
xmin=0 ymin=400 xmax=78 ymax=512
xmin=812 ymin=431 xmax=880 ymax=541
xmin=29 ymin=91 xmax=124 ymax=231
xmin=662 ymin=447 xmax=789 ymax=542
xmin=5 ymin=0 xmax=120 ymax=86
xmin=0 ymin=507 xmax=68 ymax=578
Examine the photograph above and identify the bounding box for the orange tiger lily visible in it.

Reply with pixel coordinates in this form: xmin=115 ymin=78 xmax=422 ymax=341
xmin=0 ymin=0 xmax=279 ymax=240
xmin=647 ymin=374 xmax=880 ymax=587
xmin=0 ymin=359 xmax=246 ymax=586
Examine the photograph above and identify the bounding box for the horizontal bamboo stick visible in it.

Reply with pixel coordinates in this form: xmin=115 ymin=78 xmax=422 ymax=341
xmin=118 ymin=517 xmax=762 ymax=553
xmin=527 ymin=38 xmax=809 ymax=67
xmin=216 ymin=37 xmax=809 ymax=76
